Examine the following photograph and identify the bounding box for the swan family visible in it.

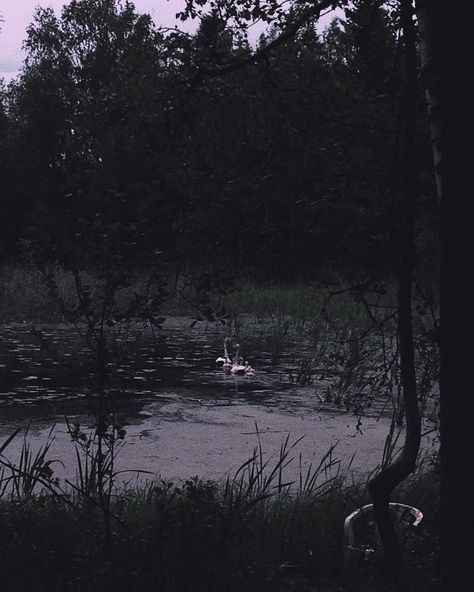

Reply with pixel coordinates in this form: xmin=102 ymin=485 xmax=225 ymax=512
xmin=215 ymin=337 xmax=255 ymax=377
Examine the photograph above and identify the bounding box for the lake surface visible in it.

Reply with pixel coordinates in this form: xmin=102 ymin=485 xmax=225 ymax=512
xmin=0 ymin=318 xmax=437 ymax=487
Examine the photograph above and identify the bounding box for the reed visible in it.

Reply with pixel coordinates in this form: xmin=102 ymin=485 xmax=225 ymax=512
xmin=0 ymin=423 xmax=439 ymax=592
xmin=1 ymin=264 xmax=435 ymax=335
xmin=0 ymin=263 xmax=77 ymax=322
xmin=0 ymin=424 xmax=61 ymax=500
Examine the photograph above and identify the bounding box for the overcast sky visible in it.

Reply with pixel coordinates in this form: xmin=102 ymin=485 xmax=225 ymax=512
xmin=0 ymin=1 xmax=340 ymax=83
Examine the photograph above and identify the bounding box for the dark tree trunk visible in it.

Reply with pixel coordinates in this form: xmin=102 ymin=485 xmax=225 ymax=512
xmin=368 ymin=1 xmax=421 ymax=590
xmin=416 ymin=1 xmax=474 ymax=589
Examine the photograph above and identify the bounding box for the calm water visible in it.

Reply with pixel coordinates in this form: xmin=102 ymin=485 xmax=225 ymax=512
xmin=0 ymin=318 xmax=436 ymax=485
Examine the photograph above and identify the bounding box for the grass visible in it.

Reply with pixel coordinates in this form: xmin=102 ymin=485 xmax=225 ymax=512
xmin=1 ymin=262 xmax=439 ymax=326
xmin=0 ymin=426 xmax=440 ymax=592
xmin=0 ymin=424 xmax=61 ymax=499
xmin=0 ymin=263 xmax=399 ymax=323
xmin=0 ymin=468 xmax=440 ymax=592
xmin=0 ymin=264 xmax=70 ymax=322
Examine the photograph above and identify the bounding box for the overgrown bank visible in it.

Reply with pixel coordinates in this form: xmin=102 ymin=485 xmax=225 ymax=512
xmin=0 ymin=459 xmax=439 ymax=592
xmin=1 ymin=262 xmax=426 ymax=324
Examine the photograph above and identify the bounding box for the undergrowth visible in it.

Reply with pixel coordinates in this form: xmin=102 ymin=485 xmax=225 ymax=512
xmin=0 ymin=426 xmax=440 ymax=592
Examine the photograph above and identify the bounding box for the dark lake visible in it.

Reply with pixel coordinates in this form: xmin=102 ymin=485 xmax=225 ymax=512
xmin=0 ymin=317 xmax=436 ymax=487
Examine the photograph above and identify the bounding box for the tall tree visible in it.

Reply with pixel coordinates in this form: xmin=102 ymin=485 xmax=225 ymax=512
xmin=416 ymin=1 xmax=473 ymax=589
xmin=6 ymin=0 xmax=183 ymax=263
xmin=368 ymin=1 xmax=421 ymax=589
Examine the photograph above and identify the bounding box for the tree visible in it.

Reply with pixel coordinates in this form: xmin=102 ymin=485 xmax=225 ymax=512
xmin=368 ymin=2 xmax=421 ymax=589
xmin=4 ymin=1 xmax=186 ymax=261
xmin=415 ymin=1 xmax=473 ymax=589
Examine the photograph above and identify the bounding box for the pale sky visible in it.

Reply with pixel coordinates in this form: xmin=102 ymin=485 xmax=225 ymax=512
xmin=0 ymin=1 xmax=340 ymax=83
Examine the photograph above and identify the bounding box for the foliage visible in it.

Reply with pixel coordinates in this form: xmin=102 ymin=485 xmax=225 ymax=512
xmin=0 ymin=425 xmax=60 ymax=499
xmin=0 ymin=0 xmax=437 ymax=281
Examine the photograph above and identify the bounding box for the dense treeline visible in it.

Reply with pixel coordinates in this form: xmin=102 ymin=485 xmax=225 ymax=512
xmin=0 ymin=0 xmax=437 ymax=280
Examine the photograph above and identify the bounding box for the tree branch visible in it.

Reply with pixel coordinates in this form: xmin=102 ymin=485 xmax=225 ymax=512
xmin=191 ymin=1 xmax=342 ymax=82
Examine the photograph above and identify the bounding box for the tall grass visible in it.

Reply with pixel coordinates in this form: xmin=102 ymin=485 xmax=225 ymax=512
xmin=0 ymin=425 xmax=439 ymax=591
xmin=0 ymin=264 xmax=368 ymax=323
xmin=0 ymin=264 xmax=72 ymax=322
xmin=1 ymin=264 xmax=436 ymax=339
xmin=0 ymin=424 xmax=61 ymax=499
xmin=225 ymin=426 xmax=342 ymax=505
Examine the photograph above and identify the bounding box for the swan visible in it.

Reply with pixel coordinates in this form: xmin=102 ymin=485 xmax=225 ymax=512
xmin=243 ymin=361 xmax=255 ymax=377
xmin=216 ymin=337 xmax=233 ymax=372
xmin=230 ymin=344 xmax=255 ymax=376
xmin=216 ymin=337 xmax=232 ymax=365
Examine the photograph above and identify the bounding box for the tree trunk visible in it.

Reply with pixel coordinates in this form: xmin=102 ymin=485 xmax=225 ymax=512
xmin=415 ymin=1 xmax=474 ymax=589
xmin=368 ymin=2 xmax=421 ymax=590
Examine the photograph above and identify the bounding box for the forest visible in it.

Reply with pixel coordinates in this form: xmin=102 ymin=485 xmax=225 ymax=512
xmin=0 ymin=0 xmax=438 ymax=279
xmin=0 ymin=1 xmax=471 ymax=591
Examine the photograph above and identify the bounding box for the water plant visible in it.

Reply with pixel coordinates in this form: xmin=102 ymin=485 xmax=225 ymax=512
xmin=65 ymin=418 xmax=126 ymax=502
xmin=0 ymin=424 xmax=61 ymax=500
xmin=266 ymin=313 xmax=292 ymax=361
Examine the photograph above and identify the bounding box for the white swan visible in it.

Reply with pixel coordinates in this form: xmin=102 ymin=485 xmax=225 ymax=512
xmin=243 ymin=361 xmax=255 ymax=377
xmin=216 ymin=337 xmax=233 ymax=372
xmin=230 ymin=344 xmax=255 ymax=376
xmin=216 ymin=337 xmax=232 ymax=365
